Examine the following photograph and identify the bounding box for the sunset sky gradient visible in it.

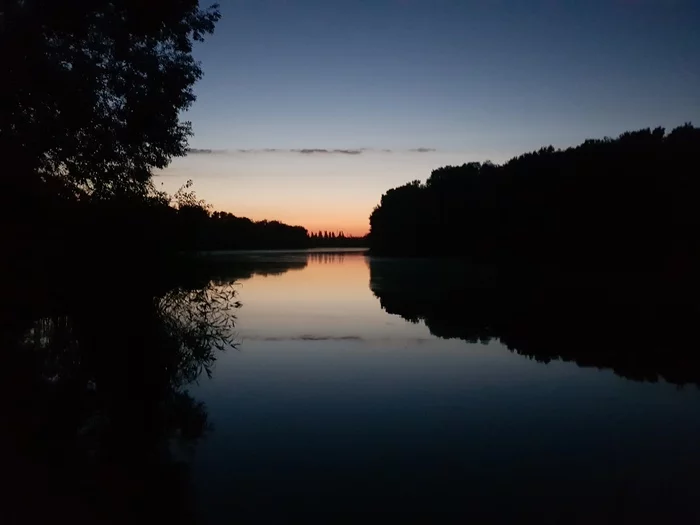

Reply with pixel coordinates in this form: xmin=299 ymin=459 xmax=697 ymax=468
xmin=158 ymin=0 xmax=700 ymax=236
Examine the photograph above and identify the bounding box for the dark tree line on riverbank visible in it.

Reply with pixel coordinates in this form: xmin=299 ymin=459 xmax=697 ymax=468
xmin=308 ymin=230 xmax=368 ymax=248
xmin=369 ymin=125 xmax=700 ymax=270
xmin=179 ymin=208 xmax=308 ymax=251
xmin=2 ymin=181 xmax=364 ymax=280
xmin=179 ymin=209 xmax=367 ymax=251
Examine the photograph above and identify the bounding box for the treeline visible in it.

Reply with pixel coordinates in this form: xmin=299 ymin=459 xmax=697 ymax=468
xmin=369 ymin=125 xmax=700 ymax=269
xmin=176 ymin=209 xmax=367 ymax=251
xmin=178 ymin=209 xmax=309 ymax=251
xmin=309 ymin=230 xmax=367 ymax=248
xmin=2 ymin=179 xmax=364 ymax=287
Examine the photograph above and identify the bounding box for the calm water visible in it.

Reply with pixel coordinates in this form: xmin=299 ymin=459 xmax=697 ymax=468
xmin=187 ymin=250 xmax=700 ymax=523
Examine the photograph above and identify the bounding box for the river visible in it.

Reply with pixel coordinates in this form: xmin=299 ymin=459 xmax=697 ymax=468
xmin=184 ymin=249 xmax=700 ymax=523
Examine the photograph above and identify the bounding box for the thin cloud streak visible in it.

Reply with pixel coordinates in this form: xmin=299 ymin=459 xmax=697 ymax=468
xmin=292 ymin=148 xmax=363 ymax=155
xmin=186 ymin=148 xmax=228 ymax=154
xmin=186 ymin=147 xmax=439 ymax=156
xmin=186 ymin=148 xmax=214 ymax=154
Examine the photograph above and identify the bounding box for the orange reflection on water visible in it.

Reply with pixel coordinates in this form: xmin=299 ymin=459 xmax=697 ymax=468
xmin=233 ymin=251 xmax=383 ymax=342
xmin=237 ymin=252 xmax=370 ymax=304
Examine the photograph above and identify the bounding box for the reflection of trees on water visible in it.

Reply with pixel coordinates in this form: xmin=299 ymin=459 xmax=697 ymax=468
xmin=369 ymin=258 xmax=700 ymax=385
xmin=308 ymin=252 xmax=350 ymax=265
xmin=0 ymin=251 xmax=321 ymax=522
xmin=0 ymin=274 xmax=240 ymax=524
xmin=182 ymin=250 xmax=369 ymax=286
xmin=186 ymin=250 xmax=368 ymax=286
xmin=186 ymin=253 xmax=309 ymax=287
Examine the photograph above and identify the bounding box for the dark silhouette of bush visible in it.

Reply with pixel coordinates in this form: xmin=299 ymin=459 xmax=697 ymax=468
xmin=369 ymin=125 xmax=700 ymax=270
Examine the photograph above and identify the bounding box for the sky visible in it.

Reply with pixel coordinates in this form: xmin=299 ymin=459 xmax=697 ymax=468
xmin=158 ymin=0 xmax=700 ymax=236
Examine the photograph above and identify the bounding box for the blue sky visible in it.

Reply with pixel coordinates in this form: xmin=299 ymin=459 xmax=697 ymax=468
xmin=159 ymin=0 xmax=700 ymax=235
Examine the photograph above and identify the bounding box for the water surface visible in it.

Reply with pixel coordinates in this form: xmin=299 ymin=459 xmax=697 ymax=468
xmin=189 ymin=251 xmax=700 ymax=523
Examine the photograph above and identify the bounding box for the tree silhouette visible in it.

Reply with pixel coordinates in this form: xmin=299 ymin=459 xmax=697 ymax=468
xmin=369 ymin=125 xmax=700 ymax=270
xmin=306 ymin=229 xmax=367 ymax=248
xmin=2 ymin=0 xmax=220 ymax=197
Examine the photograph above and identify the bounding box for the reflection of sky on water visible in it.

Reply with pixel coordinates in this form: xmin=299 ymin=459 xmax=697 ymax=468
xmin=191 ymin=252 xmax=700 ymax=523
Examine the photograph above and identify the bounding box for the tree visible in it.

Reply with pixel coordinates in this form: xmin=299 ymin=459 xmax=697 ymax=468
xmin=369 ymin=125 xmax=700 ymax=267
xmin=2 ymin=0 xmax=220 ymax=198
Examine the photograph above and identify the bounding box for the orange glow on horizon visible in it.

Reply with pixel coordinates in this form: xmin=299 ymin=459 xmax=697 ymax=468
xmin=298 ymin=222 xmax=369 ymax=238
xmin=158 ymin=147 xmax=484 ymax=240
xmin=214 ymin=207 xmax=369 ymax=237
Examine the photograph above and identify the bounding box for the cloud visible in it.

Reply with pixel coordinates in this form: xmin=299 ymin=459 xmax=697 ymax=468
xmin=292 ymin=148 xmax=363 ymax=155
xmin=186 ymin=148 xmax=227 ymax=155
xmin=333 ymin=149 xmax=363 ymax=155
xmin=186 ymin=147 xmax=431 ymax=156
xmin=226 ymin=148 xmax=363 ymax=155
xmin=294 ymin=148 xmax=330 ymax=154
xmin=186 ymin=148 xmax=213 ymax=154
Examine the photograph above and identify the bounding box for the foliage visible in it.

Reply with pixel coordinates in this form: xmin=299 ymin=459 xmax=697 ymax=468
xmin=172 ymin=179 xmax=211 ymax=210
xmin=197 ymin=211 xmax=310 ymax=250
xmin=158 ymin=281 xmax=240 ymax=382
xmin=2 ymin=0 xmax=220 ymax=197
xmin=369 ymin=125 xmax=700 ymax=269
